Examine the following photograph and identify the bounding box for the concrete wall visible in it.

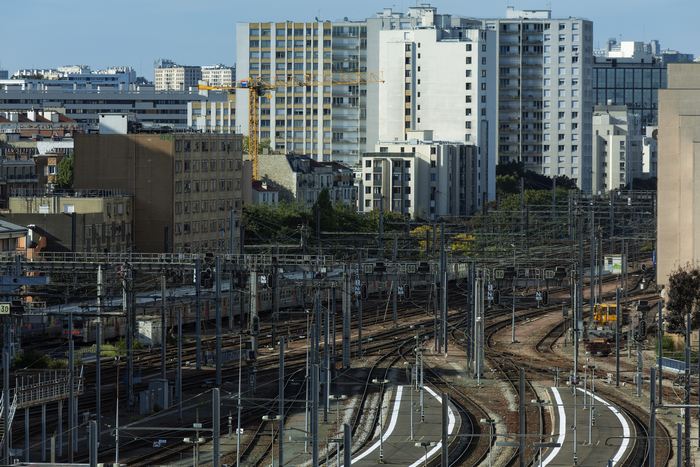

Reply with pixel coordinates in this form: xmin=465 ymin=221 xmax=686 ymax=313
xmin=74 ymin=134 xmax=174 ymax=252
xmin=257 ymin=153 xmax=296 ymax=202
xmin=657 ymin=64 xmax=700 ymax=285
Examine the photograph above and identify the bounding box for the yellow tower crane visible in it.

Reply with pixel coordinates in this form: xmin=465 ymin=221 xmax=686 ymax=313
xmin=198 ymin=72 xmax=383 ymax=182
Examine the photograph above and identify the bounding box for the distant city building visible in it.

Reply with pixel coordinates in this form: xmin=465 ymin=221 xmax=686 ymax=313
xmin=0 ymin=152 xmax=38 ymax=208
xmin=592 ymin=105 xmax=642 ymax=193
xmin=34 ymin=153 xmax=65 ymax=190
xmin=657 ymin=64 xmax=700 ymax=285
xmin=641 ymin=125 xmax=658 ymax=178
xmin=201 ymin=64 xmax=235 ymax=88
xmin=0 ymin=82 xmax=229 ymax=130
xmin=0 ymin=219 xmax=28 ymax=253
xmin=361 ymin=130 xmax=478 ymax=219
xmin=0 ymin=110 xmax=80 ymax=139
xmin=154 ymin=59 xmax=202 ymax=91
xmin=256 ymin=153 xmax=357 ymax=208
xmin=3 ymin=190 xmax=133 ymax=253
xmin=371 ymin=13 xmax=496 ymax=204
xmin=11 ymin=65 xmax=136 ymax=88
xmin=483 ymin=7 xmax=594 ymax=191
xmin=74 ymin=132 xmax=244 ymax=253
xmin=0 ymin=70 xmax=7 ymax=80
xmin=251 ymin=181 xmax=279 ymax=206
xmin=188 ymin=92 xmax=236 ymax=133
xmin=593 ymin=40 xmax=693 ymax=126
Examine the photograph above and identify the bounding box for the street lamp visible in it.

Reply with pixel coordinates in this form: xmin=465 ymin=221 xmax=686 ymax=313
xmin=414 ymin=441 xmax=437 ymax=467
xmin=480 ymin=418 xmax=496 ymax=467
xmin=262 ymin=414 xmax=282 ymax=467
xmin=586 ymin=360 xmax=596 ymax=446
xmin=372 ymin=378 xmax=390 ymax=463
xmin=183 ymin=434 xmax=206 ymax=467
xmin=511 ymin=243 xmax=517 ymax=344
xmin=328 ymin=394 xmax=347 ymax=431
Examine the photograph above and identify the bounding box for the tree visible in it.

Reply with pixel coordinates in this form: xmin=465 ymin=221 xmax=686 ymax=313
xmin=666 ymin=266 xmax=700 ymax=332
xmin=56 ymin=155 xmax=74 ymax=189
xmin=313 ymin=189 xmax=336 ymax=231
xmin=242 ymin=136 xmax=272 ymax=154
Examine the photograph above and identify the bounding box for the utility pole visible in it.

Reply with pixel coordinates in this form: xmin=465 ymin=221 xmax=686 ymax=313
xmin=125 ymin=265 xmax=135 ymax=409
xmin=658 ymin=302 xmax=663 ymax=405
xmin=343 ymin=423 xmax=352 ymax=467
xmin=650 ymin=366 xmax=656 ymax=467
xmin=616 ymin=288 xmax=621 ymax=387
xmin=342 ymin=271 xmax=350 ymax=369
xmin=589 ymin=202 xmax=595 ymax=320
xmin=577 ymin=208 xmax=584 ymax=344
xmin=312 ymin=363 xmax=320 ymax=467
xmin=195 ymin=257 xmax=202 ymax=370
xmin=356 ymin=255 xmax=363 ymax=359
xmin=685 ymin=310 xmax=691 ymax=466
xmin=68 ymin=312 xmax=75 ymax=461
xmin=229 ymin=210 xmax=236 ymax=332
xmin=440 ymin=223 xmax=447 ymax=354
xmin=177 ymin=300 xmax=183 ymax=420
xmin=392 ymin=235 xmax=398 ymax=326
xmin=160 ymin=273 xmax=167 ymax=380
xmin=2 ymin=316 xmax=10 ymax=465
xmin=271 ymin=250 xmax=280 ymax=349
xmin=441 ymin=392 xmax=449 ymax=467
xmin=212 ymin=388 xmax=220 ymax=467
xmin=278 ymin=337 xmax=285 ymax=467
xmin=519 ymin=368 xmax=526 ymax=467
xmin=467 ymin=263 xmax=474 ymax=373
xmin=215 ymin=256 xmax=222 ymax=388
xmin=96 ymin=265 xmax=102 ymax=443
xmin=378 ymin=191 xmax=384 ymax=257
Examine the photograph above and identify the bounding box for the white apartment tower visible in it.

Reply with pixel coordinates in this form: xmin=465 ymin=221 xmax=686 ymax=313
xmin=369 ymin=16 xmax=497 ymax=204
xmin=235 ymin=20 xmax=368 ymax=164
xmin=592 ymin=104 xmax=642 ymax=193
xmin=201 ymin=65 xmax=235 ymax=88
xmin=483 ymin=8 xmax=594 ymax=191
xmin=154 ymin=59 xmax=202 ymax=91
xmin=361 ymin=130 xmax=478 ymax=219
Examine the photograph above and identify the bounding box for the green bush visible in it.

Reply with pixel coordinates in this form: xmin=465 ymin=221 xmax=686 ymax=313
xmin=13 ymin=350 xmax=66 ymax=370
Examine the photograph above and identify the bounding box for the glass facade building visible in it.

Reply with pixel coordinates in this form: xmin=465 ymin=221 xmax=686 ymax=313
xmin=593 ymin=58 xmax=667 ymax=126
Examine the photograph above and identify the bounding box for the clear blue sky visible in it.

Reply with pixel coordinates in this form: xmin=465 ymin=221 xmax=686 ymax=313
xmin=3 ymin=0 xmax=697 ymax=78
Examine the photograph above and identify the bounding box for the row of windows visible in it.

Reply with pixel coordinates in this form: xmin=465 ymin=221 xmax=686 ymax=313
xmin=500 ymin=22 xmax=581 ymax=32
xmin=174 ymin=179 xmax=240 ymax=194
xmin=250 ymin=50 xmax=331 ymax=59
xmin=365 ymin=199 xmax=411 ymax=209
xmin=593 ymin=66 xmax=666 ymax=89
xmin=250 ymin=27 xmax=332 ymax=37
xmin=175 ymin=199 xmax=235 ymax=215
xmin=543 ymin=166 xmax=580 ymax=176
xmin=499 ymin=144 xmax=580 ymax=154
xmin=175 ymin=159 xmax=241 ymax=173
xmin=175 ymin=219 xmax=228 ymax=235
xmin=250 ymin=40 xmax=332 ymax=48
xmin=174 ymin=140 xmax=241 ymax=153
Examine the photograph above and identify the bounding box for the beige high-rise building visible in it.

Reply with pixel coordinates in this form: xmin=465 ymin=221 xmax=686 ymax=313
xmin=74 ymin=132 xmax=244 ymax=253
xmin=657 ymin=63 xmax=700 ymax=285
